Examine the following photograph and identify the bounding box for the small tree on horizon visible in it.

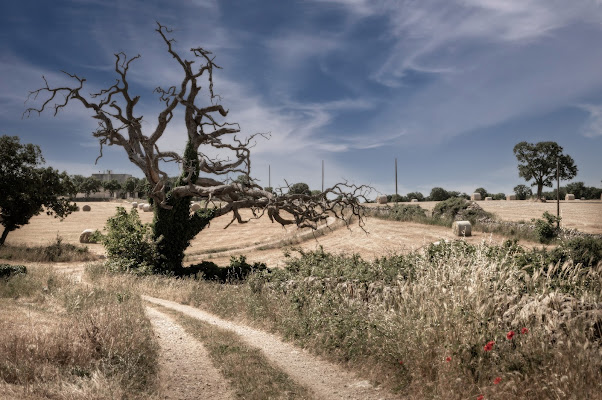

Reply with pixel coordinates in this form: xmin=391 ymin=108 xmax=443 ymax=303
xmin=513 ymin=141 xmax=577 ymax=200
xmin=513 ymin=184 xmax=532 ymax=200
xmin=102 ymin=179 xmax=122 ymax=198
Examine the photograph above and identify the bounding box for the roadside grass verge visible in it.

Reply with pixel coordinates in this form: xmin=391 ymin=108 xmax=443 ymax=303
xmin=0 ymin=236 xmax=98 ymax=263
xmin=150 ymin=304 xmax=313 ymax=400
xmin=0 ymin=264 xmax=159 ymax=399
xmin=87 ymin=240 xmax=602 ymax=399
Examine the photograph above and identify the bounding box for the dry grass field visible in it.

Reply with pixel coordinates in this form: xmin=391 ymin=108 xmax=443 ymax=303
xmin=5 ymin=199 xmax=600 ymax=267
xmin=417 ymin=200 xmax=602 ymax=233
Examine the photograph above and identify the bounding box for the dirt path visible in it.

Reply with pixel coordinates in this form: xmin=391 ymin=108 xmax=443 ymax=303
xmin=144 ymin=295 xmax=398 ymax=400
xmin=146 ymin=306 xmax=235 ymax=400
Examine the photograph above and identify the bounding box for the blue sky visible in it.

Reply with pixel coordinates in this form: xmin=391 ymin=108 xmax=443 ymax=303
xmin=1 ymin=0 xmax=602 ymax=197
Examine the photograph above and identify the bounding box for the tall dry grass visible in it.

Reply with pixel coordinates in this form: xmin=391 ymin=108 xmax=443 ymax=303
xmin=88 ymin=241 xmax=602 ymax=399
xmin=0 ymin=265 xmax=159 ymax=400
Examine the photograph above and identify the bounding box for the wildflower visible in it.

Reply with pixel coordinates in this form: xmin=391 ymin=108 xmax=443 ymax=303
xmin=493 ymin=377 xmax=502 ymax=385
xmin=477 ymin=395 xmax=485 ymax=400
xmin=521 ymin=327 xmax=529 ymax=334
xmin=506 ymin=330 xmax=515 ymax=340
xmin=445 ymin=356 xmax=452 ymax=362
xmin=399 ymin=360 xmax=403 ymax=365
xmin=483 ymin=340 xmax=495 ymax=351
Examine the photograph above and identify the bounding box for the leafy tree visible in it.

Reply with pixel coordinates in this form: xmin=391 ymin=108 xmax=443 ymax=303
xmin=124 ymin=177 xmax=139 ymax=198
xmin=492 ymin=193 xmax=506 ymax=200
xmin=102 ymin=179 xmax=122 ymax=198
xmin=26 ymin=23 xmax=367 ymax=274
xmin=68 ymin=174 xmax=86 ymax=198
xmin=565 ymin=181 xmax=586 ymax=199
xmin=0 ymin=135 xmax=76 ymax=246
xmin=407 ymin=192 xmax=424 ymax=201
xmin=389 ymin=194 xmax=405 ymax=202
xmin=429 ymin=187 xmax=450 ymax=201
xmin=288 ymin=182 xmax=311 ymax=196
xmin=80 ymin=177 xmax=102 ymax=199
xmin=474 ymin=187 xmax=488 ymax=199
xmin=513 ymin=141 xmax=577 ymax=199
xmin=513 ymin=184 xmax=532 ymax=200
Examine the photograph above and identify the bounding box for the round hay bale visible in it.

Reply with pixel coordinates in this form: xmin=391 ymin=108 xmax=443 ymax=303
xmin=190 ymin=203 xmax=201 ymax=212
xmin=376 ymin=195 xmax=388 ymax=204
xmin=142 ymin=204 xmax=152 ymax=212
xmin=506 ymin=194 xmax=517 ymax=200
xmin=485 ymin=197 xmax=493 ymax=201
xmin=565 ymin=194 xmax=575 ymax=201
xmin=410 ymin=198 xmax=419 ymax=203
xmin=452 ymin=221 xmax=472 ymax=237
xmin=131 ymin=202 xmax=138 ymax=208
xmin=82 ymin=205 xmax=91 ymax=212
xmin=138 ymin=203 xmax=145 ymax=209
xmin=470 ymin=193 xmax=481 ymax=201
xmin=79 ymin=229 xmax=96 ymax=243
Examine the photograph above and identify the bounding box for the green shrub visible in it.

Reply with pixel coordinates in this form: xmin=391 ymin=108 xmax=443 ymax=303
xmin=0 ymin=264 xmax=27 ymax=278
xmin=532 ymin=211 xmax=560 ymax=243
xmin=102 ymin=207 xmax=160 ymax=274
xmin=552 ymin=237 xmax=602 ymax=266
xmin=432 ymin=197 xmax=467 ymax=220
xmin=388 ymin=204 xmax=427 ymax=221
xmin=183 ymin=255 xmax=268 ymax=282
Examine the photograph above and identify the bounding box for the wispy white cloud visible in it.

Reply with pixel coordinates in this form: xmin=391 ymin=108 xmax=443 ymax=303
xmin=577 ymin=103 xmax=602 ymax=138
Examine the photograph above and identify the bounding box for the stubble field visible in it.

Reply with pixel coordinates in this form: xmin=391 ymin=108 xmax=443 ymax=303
xmin=3 ymin=199 xmax=601 ymax=267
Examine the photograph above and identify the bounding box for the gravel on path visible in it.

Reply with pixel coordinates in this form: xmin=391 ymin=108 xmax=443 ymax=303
xmin=144 ymin=295 xmax=399 ymax=400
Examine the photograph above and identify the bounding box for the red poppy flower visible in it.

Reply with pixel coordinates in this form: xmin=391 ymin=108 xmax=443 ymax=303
xmin=493 ymin=376 xmax=502 ymax=385
xmin=399 ymin=360 xmax=403 ymax=365
xmin=483 ymin=340 xmax=495 ymax=351
xmin=521 ymin=327 xmax=529 ymax=334
xmin=445 ymin=356 xmax=452 ymax=362
xmin=477 ymin=395 xmax=485 ymax=400
xmin=506 ymin=330 xmax=515 ymax=340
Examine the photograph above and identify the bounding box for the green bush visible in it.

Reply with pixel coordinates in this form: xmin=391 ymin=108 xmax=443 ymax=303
xmin=388 ymin=204 xmax=427 ymax=221
xmin=182 ymin=255 xmax=268 ymax=282
xmin=102 ymin=207 xmax=160 ymax=274
xmin=552 ymin=237 xmax=602 ymax=266
xmin=431 ymin=197 xmax=493 ymax=224
xmin=532 ymin=211 xmax=560 ymax=243
xmin=0 ymin=264 xmax=27 ymax=278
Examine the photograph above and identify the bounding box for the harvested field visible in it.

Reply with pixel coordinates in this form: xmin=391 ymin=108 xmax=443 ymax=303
xmin=0 ymin=200 xmax=554 ymax=268
xmin=370 ymin=200 xmax=602 ymax=234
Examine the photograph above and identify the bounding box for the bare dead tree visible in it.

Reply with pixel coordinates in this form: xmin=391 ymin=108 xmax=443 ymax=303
xmin=24 ymin=22 xmax=370 ymax=272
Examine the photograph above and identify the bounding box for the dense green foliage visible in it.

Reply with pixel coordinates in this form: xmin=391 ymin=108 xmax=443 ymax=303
xmin=0 ymin=135 xmax=77 ymax=246
xmin=513 ymin=184 xmax=532 ymax=200
xmin=152 ymin=141 xmax=216 ymax=273
xmin=102 ymin=207 xmax=160 ymax=274
xmin=182 ymin=256 xmax=268 ymax=282
xmin=474 ymin=187 xmax=489 ymax=199
xmin=531 ymin=211 xmax=560 ymax=243
xmin=431 ymin=197 xmax=493 ymax=223
xmin=102 ymin=179 xmax=122 ymax=198
xmin=514 ymin=141 xmax=578 ymax=199
xmin=386 ymin=204 xmax=428 ymax=221
xmin=429 ymin=187 xmax=452 ymax=201
xmin=288 ymin=182 xmax=311 ymax=195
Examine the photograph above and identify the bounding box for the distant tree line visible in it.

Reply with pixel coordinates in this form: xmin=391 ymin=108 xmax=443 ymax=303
xmin=374 ymin=182 xmax=601 ymax=203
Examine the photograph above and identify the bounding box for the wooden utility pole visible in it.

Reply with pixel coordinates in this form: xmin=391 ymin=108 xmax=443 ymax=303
xmin=556 ymin=157 xmax=560 ymax=229
xmin=322 ymin=160 xmax=324 ymax=192
xmin=395 ymin=158 xmax=398 ymax=203
xmin=269 ymin=165 xmax=271 ymax=188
